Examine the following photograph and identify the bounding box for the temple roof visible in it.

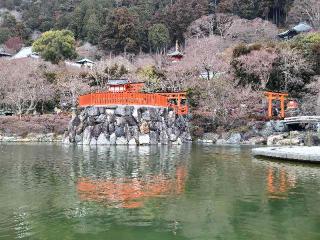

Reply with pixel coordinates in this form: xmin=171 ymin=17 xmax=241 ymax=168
xmin=107 ymin=79 xmax=131 ymax=85
xmin=76 ymin=58 xmax=94 ymax=64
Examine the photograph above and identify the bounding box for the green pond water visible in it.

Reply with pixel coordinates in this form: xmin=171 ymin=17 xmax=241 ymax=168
xmin=0 ymin=144 xmax=320 ymax=240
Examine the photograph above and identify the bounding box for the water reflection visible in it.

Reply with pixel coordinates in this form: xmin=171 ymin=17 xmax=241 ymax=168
xmin=1 ymin=144 xmax=320 ymax=240
xmin=75 ymin=145 xmax=189 ymax=208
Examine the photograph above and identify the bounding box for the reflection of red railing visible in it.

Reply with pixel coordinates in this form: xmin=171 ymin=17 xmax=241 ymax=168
xmin=79 ymin=92 xmax=189 ymax=115
xmin=77 ymin=167 xmax=187 ymax=209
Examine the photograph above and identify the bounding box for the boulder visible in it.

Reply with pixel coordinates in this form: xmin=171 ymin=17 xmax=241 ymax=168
xmin=90 ymin=137 xmax=97 ymax=145
xmin=172 ymin=137 xmax=182 ymax=145
xmin=92 ymin=124 xmax=103 ymax=138
xmin=227 ymin=133 xmax=242 ymax=144
xmin=140 ymin=121 xmax=150 ymax=134
xmin=108 ymin=123 xmax=115 ymax=134
xmin=87 ymin=107 xmax=99 ymax=116
xmin=128 ymin=138 xmax=138 ymax=145
xmin=202 ymin=133 xmax=219 ymax=143
xmin=110 ymin=133 xmax=117 ymax=145
xmin=114 ymin=106 xmax=127 ymax=116
xmin=116 ymin=137 xmax=128 ymax=145
xmin=267 ymin=134 xmax=286 ymax=146
xmin=96 ymin=114 xmax=106 ymax=123
xmin=115 ymin=126 xmax=125 ymax=137
xmin=97 ymin=133 xmax=110 ymax=145
xmin=82 ymin=127 xmax=92 ymax=145
xmin=116 ymin=117 xmax=126 ymax=127
xmin=141 ymin=110 xmax=151 ymax=121
xmin=246 ymin=136 xmax=266 ymax=145
xmin=167 ymin=111 xmax=176 ymax=126
xmin=216 ymin=139 xmax=227 ymax=145
xmin=273 ymin=121 xmax=287 ymax=132
xmin=160 ymin=131 xmax=169 ymax=144
xmin=139 ymin=134 xmax=150 ymax=145
xmin=150 ymin=131 xmax=159 ymax=145
xmin=98 ymin=107 xmax=106 ymax=114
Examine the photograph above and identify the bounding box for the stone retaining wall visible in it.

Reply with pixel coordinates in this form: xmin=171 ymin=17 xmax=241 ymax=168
xmin=63 ymin=106 xmax=192 ymax=145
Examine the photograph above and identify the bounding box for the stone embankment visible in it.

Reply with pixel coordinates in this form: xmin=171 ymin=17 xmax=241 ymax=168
xmin=198 ymin=120 xmax=320 ymax=146
xmin=63 ymin=106 xmax=192 ymax=145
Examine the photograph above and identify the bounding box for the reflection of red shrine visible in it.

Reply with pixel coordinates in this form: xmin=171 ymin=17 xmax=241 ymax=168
xmin=79 ymin=80 xmax=189 ymax=115
xmin=77 ymin=167 xmax=187 ymax=208
xmin=267 ymin=168 xmax=296 ymax=199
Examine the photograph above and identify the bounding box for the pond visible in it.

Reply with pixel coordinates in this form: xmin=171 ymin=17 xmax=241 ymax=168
xmin=0 ymin=144 xmax=320 ymax=240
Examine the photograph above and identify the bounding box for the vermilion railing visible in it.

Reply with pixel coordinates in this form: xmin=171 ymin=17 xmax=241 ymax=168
xmin=79 ymin=92 xmax=189 ymax=115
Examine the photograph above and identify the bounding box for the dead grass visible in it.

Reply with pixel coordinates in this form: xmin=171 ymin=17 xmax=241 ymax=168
xmin=0 ymin=114 xmax=70 ymax=136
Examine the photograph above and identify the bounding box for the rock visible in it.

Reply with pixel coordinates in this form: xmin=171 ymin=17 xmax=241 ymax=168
xmin=141 ymin=111 xmax=151 ymax=121
xmin=75 ymin=134 xmax=83 ymax=144
xmin=62 ymin=136 xmax=70 ymax=145
xmin=82 ymin=127 xmax=92 ymax=145
xmin=70 ymin=115 xmax=81 ymax=127
xmin=128 ymin=138 xmax=137 ymax=145
xmin=273 ymin=121 xmax=287 ymax=132
xmin=108 ymin=123 xmax=116 ymax=134
xmin=115 ymin=126 xmax=125 ymax=137
xmin=87 ymin=107 xmax=99 ymax=116
xmin=132 ymin=107 xmax=139 ymax=121
xmin=116 ymin=137 xmax=128 ymax=145
xmin=92 ymin=124 xmax=102 ymax=138
xmin=140 ymin=121 xmax=150 ymax=134
xmin=90 ymin=137 xmax=97 ymax=145
xmin=160 ymin=131 xmax=169 ymax=144
xmin=181 ymin=131 xmax=192 ymax=142
xmin=172 ymin=137 xmax=182 ymax=145
xmin=115 ymin=106 xmax=133 ymax=116
xmin=149 ymin=108 xmax=161 ymax=121
xmin=168 ymin=111 xmax=176 ymax=126
xmin=110 ymin=133 xmax=117 ymax=145
xmin=227 ymin=133 xmax=242 ymax=144
xmin=96 ymin=114 xmax=106 ymax=123
xmin=116 ymin=117 xmax=126 ymax=126
xmin=202 ymin=133 xmax=219 ymax=143
xmin=246 ymin=136 xmax=266 ymax=145
xmin=97 ymin=133 xmax=110 ymax=145
xmin=150 ymin=131 xmax=159 ymax=145
xmin=216 ymin=139 xmax=227 ymax=145
xmin=267 ymin=134 xmax=286 ymax=146
xmin=105 ymin=108 xmax=115 ymax=115
xmin=125 ymin=115 xmax=137 ymax=126
xmin=98 ymin=107 xmax=106 ymax=114
xmin=139 ymin=134 xmax=150 ymax=145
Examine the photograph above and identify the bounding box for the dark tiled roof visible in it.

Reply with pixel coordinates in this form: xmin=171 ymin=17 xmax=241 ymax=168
xmin=107 ymin=79 xmax=130 ymax=85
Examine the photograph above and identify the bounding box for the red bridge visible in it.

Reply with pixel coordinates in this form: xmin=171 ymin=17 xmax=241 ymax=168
xmin=79 ymin=80 xmax=189 ymax=115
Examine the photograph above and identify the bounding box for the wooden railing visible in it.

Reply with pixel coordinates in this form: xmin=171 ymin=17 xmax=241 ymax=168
xmin=79 ymin=92 xmax=189 ymax=115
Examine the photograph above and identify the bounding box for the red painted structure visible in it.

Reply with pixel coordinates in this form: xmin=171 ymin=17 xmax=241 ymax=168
xmin=79 ymin=80 xmax=189 ymax=115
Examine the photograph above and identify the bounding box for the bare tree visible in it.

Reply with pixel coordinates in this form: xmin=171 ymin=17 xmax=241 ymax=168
xmin=288 ymin=0 xmax=320 ymax=29
xmin=236 ymin=48 xmax=278 ymax=89
xmin=0 ymin=59 xmax=55 ymax=116
xmin=56 ymin=67 xmax=91 ymax=109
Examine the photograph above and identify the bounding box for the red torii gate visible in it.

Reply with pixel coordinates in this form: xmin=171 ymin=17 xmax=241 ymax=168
xmin=264 ymin=91 xmax=289 ymax=119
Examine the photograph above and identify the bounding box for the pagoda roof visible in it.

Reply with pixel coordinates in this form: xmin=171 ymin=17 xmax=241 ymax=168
xmin=167 ymin=50 xmax=183 ymax=57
